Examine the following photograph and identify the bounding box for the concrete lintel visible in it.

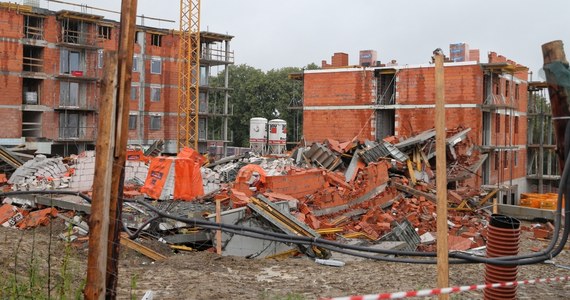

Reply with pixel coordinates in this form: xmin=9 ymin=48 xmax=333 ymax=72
xmin=497 ymin=204 xmax=555 ymax=221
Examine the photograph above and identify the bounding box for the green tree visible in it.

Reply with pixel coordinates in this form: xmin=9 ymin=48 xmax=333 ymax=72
xmin=210 ymin=63 xmax=312 ymax=147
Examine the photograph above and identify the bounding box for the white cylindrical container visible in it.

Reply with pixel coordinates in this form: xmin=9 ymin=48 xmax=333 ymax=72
xmin=268 ymin=119 xmax=287 ymax=145
xmin=249 ymin=117 xmax=268 ymax=154
xmin=249 ymin=117 xmax=268 ymax=143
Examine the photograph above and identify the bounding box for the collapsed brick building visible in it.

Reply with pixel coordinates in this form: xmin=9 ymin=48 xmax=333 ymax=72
xmin=0 ymin=2 xmax=234 ymax=157
xmin=300 ymin=45 xmax=530 ymax=204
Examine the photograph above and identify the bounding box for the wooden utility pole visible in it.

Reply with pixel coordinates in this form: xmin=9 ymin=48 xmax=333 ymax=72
xmin=434 ymin=50 xmax=449 ymax=300
xmin=84 ymin=53 xmax=118 ymax=300
xmin=106 ymin=0 xmax=138 ymax=297
xmin=84 ymin=0 xmax=138 ymax=299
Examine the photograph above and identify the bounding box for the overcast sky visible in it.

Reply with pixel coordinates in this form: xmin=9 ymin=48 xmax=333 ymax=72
xmin=40 ymin=0 xmax=569 ymax=77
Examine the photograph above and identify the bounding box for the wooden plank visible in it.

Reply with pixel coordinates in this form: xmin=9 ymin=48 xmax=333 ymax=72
xmin=392 ymin=182 xmax=436 ymax=202
xmin=120 ymin=233 xmax=166 ymax=261
xmin=407 ymin=159 xmax=416 ymax=184
xmin=434 ymin=51 xmax=449 ymax=300
xmin=216 ymin=199 xmax=222 ymax=255
xmin=478 ymin=188 xmax=499 ymax=207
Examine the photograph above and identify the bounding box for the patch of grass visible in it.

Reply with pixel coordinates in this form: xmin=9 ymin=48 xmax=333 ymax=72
xmin=0 ymin=226 xmax=85 ymax=299
xmin=259 ymin=291 xmax=306 ymax=300
xmin=130 ymin=273 xmax=139 ymax=300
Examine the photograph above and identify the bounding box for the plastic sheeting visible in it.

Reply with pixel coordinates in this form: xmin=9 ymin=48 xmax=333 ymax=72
xmin=174 ymin=158 xmax=204 ymax=200
xmin=141 ymin=158 xmax=173 ymax=200
xmin=141 ymin=148 xmax=205 ymax=201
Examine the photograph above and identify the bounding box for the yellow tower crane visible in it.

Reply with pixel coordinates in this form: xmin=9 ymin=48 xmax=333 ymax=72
xmin=178 ymin=0 xmax=201 ymax=150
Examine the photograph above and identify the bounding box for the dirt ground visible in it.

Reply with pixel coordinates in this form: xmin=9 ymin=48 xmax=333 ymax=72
xmin=2 ymin=219 xmax=570 ymax=300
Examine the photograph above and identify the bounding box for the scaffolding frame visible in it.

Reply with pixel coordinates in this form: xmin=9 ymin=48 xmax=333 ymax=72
xmin=527 ymin=81 xmax=560 ymax=192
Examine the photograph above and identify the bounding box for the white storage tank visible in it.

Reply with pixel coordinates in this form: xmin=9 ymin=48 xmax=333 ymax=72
xmin=268 ymin=119 xmax=287 ymax=154
xmin=249 ymin=117 xmax=268 ymax=154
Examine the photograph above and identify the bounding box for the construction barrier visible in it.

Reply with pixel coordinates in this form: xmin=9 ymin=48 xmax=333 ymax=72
xmin=321 ymin=275 xmax=570 ymax=300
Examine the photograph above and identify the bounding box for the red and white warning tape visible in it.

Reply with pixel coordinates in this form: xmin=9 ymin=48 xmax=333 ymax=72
xmin=321 ymin=275 xmax=570 ymax=300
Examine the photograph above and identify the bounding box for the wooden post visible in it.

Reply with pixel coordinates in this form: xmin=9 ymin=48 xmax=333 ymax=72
xmin=434 ymin=51 xmax=449 ymax=300
xmin=216 ymin=199 xmax=222 ymax=255
xmin=493 ymin=198 xmax=498 ymax=214
xmin=105 ymin=0 xmax=138 ymax=298
xmin=84 ymin=53 xmax=118 ymax=300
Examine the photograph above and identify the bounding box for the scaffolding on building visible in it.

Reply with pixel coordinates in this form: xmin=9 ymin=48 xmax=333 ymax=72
xmin=527 ymin=81 xmax=560 ymax=193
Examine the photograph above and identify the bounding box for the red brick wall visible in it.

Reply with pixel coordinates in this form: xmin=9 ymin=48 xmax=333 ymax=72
xmin=303 ymin=70 xmax=375 ymax=142
xmin=0 ymin=108 xmax=21 ymax=137
xmin=304 ymin=109 xmax=374 ymax=142
xmin=0 ymin=9 xmax=23 ymax=139
xmin=396 ymin=64 xmax=483 ymax=105
xmin=304 ymin=70 xmax=375 ymax=106
xmin=0 ymin=9 xmax=24 ymax=39
xmin=0 ymin=40 xmax=22 ymax=73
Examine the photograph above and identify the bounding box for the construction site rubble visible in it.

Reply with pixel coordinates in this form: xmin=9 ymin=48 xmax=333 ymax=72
xmin=0 ymin=126 xmax=556 ymax=259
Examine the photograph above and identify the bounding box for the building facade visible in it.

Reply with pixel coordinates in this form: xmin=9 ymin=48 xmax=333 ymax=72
xmin=302 ymin=47 xmax=529 ymax=203
xmin=0 ymin=2 xmax=233 ymax=156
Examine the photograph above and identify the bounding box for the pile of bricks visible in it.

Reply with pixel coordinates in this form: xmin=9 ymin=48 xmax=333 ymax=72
xmin=68 ymin=151 xmax=96 ymax=191
xmin=0 ymin=202 xmax=57 ymax=229
xmin=8 ymin=155 xmax=71 ymax=191
xmin=222 ymin=125 xmax=495 ymax=251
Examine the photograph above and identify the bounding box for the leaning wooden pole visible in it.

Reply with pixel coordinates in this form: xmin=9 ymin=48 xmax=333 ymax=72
xmin=84 ymin=53 xmax=118 ymax=300
xmin=542 ymin=40 xmax=570 ymax=171
xmin=434 ymin=50 xmax=449 ymax=300
xmin=106 ymin=0 xmax=138 ymax=298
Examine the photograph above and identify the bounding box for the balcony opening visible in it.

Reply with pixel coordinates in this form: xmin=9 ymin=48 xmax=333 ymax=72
xmin=23 ymin=45 xmax=43 ymax=72
xmin=22 ymin=111 xmax=42 ymax=138
xmin=60 ymin=81 xmax=86 ymax=107
xmin=97 ymin=25 xmax=112 ymax=40
xmin=23 ymin=78 xmax=42 ymax=105
xmin=59 ymin=112 xmax=86 ymax=139
xmin=376 ymin=72 xmax=396 ymax=105
xmin=24 ymin=15 xmax=44 ymax=40
xmin=199 ymin=92 xmax=207 ymax=113
xmin=61 ymin=18 xmax=91 ymax=44
xmin=60 ymin=48 xmax=83 ymax=74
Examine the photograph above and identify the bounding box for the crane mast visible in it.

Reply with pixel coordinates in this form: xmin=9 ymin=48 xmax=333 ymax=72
xmin=178 ymin=0 xmax=201 ymax=150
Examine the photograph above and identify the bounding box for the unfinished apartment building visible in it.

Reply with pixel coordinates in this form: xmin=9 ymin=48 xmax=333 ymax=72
xmin=301 ymin=45 xmax=529 ymax=203
xmin=0 ymin=2 xmax=233 ymax=157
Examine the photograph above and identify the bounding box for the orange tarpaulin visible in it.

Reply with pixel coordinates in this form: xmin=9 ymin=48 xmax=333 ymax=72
xmin=126 ymin=149 xmax=150 ymax=163
xmin=174 ymin=158 xmax=204 ymax=200
xmin=178 ymin=147 xmax=206 ymax=165
xmin=141 ymin=153 xmax=205 ymax=201
xmin=141 ymin=158 xmax=173 ymax=199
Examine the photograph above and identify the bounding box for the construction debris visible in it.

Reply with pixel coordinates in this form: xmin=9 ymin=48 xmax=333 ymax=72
xmin=0 ymin=126 xmax=554 ymax=260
